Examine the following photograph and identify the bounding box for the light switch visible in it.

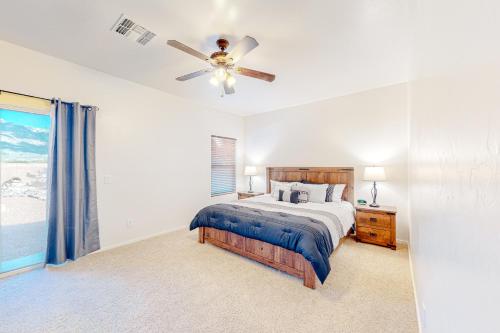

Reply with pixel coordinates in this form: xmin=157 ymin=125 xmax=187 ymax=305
xmin=104 ymin=175 xmax=112 ymax=184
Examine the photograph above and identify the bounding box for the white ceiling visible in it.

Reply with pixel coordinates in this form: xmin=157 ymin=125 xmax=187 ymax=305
xmin=0 ymin=0 xmax=409 ymax=115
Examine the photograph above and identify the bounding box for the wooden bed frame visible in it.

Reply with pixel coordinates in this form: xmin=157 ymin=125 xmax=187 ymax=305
xmin=198 ymin=167 xmax=354 ymax=289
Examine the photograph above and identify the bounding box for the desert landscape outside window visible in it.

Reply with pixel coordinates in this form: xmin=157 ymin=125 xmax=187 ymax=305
xmin=0 ymin=107 xmax=50 ymax=273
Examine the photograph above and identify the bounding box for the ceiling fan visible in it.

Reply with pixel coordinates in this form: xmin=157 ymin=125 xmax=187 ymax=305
xmin=166 ymin=36 xmax=275 ymax=96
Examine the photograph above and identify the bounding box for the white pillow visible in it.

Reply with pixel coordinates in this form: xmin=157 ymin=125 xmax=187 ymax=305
xmin=270 ymin=180 xmax=290 ymax=197
xmin=270 ymin=180 xmax=300 ymax=199
xmin=330 ymin=184 xmax=346 ymax=203
xmin=297 ymin=183 xmax=328 ymax=203
xmin=270 ymin=180 xmax=287 ymax=195
xmin=273 ymin=185 xmax=292 ymax=199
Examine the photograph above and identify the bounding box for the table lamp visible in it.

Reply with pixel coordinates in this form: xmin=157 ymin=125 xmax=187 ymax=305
xmin=363 ymin=166 xmax=386 ymax=207
xmin=244 ymin=166 xmax=257 ymax=193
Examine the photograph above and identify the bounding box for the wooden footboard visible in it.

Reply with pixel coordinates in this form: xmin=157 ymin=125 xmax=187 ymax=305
xmin=198 ymin=226 xmax=316 ymax=289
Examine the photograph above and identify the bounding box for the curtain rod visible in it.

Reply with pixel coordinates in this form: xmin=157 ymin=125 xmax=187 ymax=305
xmin=0 ymin=89 xmax=53 ymax=103
xmin=0 ymin=89 xmax=99 ymax=111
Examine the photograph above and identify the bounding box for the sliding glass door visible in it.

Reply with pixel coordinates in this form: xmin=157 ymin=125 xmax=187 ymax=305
xmin=0 ymin=108 xmax=50 ymax=273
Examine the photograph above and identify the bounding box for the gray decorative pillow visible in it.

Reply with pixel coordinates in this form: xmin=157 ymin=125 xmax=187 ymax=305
xmin=278 ymin=189 xmax=300 ymax=204
xmin=327 ymin=184 xmax=346 ymax=203
xmin=293 ymin=185 xmax=310 ymax=203
xmin=325 ymin=184 xmax=335 ymax=202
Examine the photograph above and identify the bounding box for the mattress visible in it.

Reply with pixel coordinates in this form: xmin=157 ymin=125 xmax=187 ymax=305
xmin=235 ymin=194 xmax=355 ymax=249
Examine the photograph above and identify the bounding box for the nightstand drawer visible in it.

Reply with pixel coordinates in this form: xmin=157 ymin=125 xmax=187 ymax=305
xmin=356 ymin=211 xmax=391 ymax=229
xmin=356 ymin=226 xmax=391 ymax=245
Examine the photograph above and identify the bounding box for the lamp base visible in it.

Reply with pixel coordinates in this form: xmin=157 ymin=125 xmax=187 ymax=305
xmin=370 ymin=181 xmax=380 ymax=208
xmin=248 ymin=175 xmax=254 ymax=193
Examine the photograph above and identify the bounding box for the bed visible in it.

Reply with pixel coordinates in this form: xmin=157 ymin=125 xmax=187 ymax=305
xmin=190 ymin=167 xmax=355 ymax=289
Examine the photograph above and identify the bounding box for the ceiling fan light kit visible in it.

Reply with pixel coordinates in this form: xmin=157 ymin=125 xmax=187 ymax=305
xmin=167 ymin=36 xmax=275 ymax=97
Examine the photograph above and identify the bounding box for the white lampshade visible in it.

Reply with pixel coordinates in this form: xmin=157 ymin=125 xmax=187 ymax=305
xmin=363 ymin=166 xmax=386 ymax=182
xmin=244 ymin=166 xmax=257 ymax=176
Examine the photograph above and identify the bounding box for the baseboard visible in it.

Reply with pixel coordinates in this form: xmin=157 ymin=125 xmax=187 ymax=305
xmin=95 ymin=225 xmax=187 ymax=254
xmin=0 ymin=263 xmax=44 ymax=280
xmin=407 ymin=242 xmax=422 ymax=333
xmin=397 ymin=238 xmax=409 ymax=246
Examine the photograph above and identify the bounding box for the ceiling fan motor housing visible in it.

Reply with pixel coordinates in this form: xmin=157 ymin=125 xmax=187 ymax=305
xmin=210 ymin=39 xmax=231 ymax=65
xmin=216 ymin=38 xmax=229 ymax=51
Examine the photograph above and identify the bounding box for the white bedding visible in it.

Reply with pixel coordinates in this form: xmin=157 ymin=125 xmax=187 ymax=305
xmin=233 ymin=194 xmax=355 ymax=249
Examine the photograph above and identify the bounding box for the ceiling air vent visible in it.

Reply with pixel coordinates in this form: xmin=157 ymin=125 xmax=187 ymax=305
xmin=111 ymin=14 xmax=156 ymax=46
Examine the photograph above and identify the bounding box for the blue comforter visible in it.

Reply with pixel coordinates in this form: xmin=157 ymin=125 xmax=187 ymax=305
xmin=189 ymin=203 xmax=334 ymax=283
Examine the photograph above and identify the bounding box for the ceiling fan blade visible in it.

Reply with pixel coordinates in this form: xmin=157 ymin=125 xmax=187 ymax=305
xmin=235 ymin=67 xmax=275 ymax=82
xmin=167 ymin=40 xmax=210 ymax=62
xmin=228 ymin=36 xmax=259 ymax=63
xmin=223 ymin=81 xmax=235 ymax=94
xmin=176 ymin=69 xmax=213 ymax=81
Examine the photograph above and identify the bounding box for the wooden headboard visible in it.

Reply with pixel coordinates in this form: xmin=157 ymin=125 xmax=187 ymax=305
xmin=266 ymin=167 xmax=354 ymax=204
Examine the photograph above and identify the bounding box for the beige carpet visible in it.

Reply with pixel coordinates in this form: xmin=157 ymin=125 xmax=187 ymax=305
xmin=0 ymin=229 xmax=418 ymax=333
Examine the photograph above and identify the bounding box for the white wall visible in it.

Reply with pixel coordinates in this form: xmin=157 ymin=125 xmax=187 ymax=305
xmin=0 ymin=40 xmax=244 ymax=249
xmin=409 ymin=0 xmax=500 ymax=332
xmin=244 ymin=83 xmax=410 ymax=241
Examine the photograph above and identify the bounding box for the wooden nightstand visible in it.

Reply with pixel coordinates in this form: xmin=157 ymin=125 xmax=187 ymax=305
xmin=355 ymin=205 xmax=397 ymax=250
xmin=237 ymin=191 xmax=264 ymax=200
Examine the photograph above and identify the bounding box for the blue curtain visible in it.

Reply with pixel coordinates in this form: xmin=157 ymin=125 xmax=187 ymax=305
xmin=46 ymin=100 xmax=100 ymax=265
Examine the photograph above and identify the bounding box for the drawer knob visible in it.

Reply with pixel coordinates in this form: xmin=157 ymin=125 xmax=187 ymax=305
xmin=369 ymin=232 xmax=377 ymax=237
xmin=370 ymin=217 xmax=377 ymax=222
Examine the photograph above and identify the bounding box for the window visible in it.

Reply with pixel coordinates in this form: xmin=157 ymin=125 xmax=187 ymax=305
xmin=211 ymin=135 xmax=236 ymax=196
xmin=0 ymin=93 xmax=51 ymax=274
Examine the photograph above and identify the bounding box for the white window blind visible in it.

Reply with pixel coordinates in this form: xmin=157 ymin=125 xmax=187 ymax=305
xmin=211 ymin=135 xmax=236 ymax=196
